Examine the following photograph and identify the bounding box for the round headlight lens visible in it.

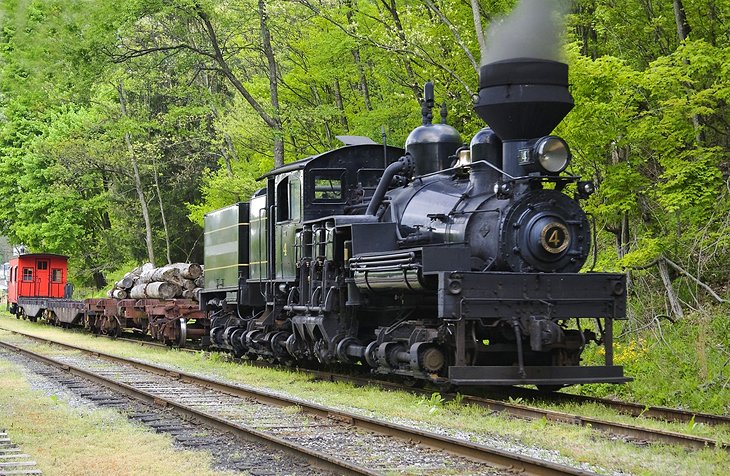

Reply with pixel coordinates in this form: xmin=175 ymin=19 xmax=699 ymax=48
xmin=536 ymin=137 xmax=571 ymax=173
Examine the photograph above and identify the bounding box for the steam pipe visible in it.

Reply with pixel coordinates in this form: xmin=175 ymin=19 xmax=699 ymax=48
xmin=366 ymin=155 xmax=414 ymax=216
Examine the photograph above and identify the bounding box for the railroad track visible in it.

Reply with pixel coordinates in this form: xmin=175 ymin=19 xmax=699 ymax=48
xmin=505 ymin=387 xmax=730 ymax=427
xmin=110 ymin=331 xmax=730 ymax=429
xmin=300 ymin=370 xmax=730 ymax=451
xmin=0 ymin=333 xmax=594 ymax=476
xmin=0 ymin=430 xmax=41 ymax=476
xmin=3 ymin=325 xmax=728 ymax=453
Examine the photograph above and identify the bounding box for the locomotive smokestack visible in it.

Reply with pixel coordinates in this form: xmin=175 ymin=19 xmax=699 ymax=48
xmin=474 ymin=0 xmax=572 ymax=141
xmin=474 ymin=58 xmax=573 ymax=141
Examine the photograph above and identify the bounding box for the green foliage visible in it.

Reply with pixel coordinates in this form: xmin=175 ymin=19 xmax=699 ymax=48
xmin=0 ymin=0 xmax=729 ymax=326
xmin=580 ymin=308 xmax=730 ymax=414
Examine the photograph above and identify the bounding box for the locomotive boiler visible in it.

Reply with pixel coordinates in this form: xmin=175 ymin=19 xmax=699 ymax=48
xmin=202 ymin=57 xmax=629 ymax=387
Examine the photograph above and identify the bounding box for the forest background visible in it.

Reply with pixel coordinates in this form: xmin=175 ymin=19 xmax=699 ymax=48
xmin=0 ymin=0 xmax=729 ymax=410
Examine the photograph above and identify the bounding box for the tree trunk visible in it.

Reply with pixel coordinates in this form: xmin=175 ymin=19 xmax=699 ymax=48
xmin=572 ymin=2 xmax=598 ymax=59
xmin=333 ymin=78 xmax=348 ymax=130
xmin=469 ymin=0 xmax=488 ymax=64
xmin=658 ymin=258 xmax=684 ymax=318
xmin=258 ymin=0 xmax=284 ymax=168
xmin=117 ymin=82 xmax=155 ymax=266
xmin=423 ymin=0 xmax=478 ymax=73
xmin=196 ymin=7 xmax=284 ymax=167
xmin=381 ymin=0 xmax=421 ymax=100
xmin=169 ymin=262 xmax=203 ymax=279
xmin=145 ymin=281 xmax=181 ymax=300
xmin=152 ymin=156 xmax=172 ymax=265
xmin=673 ymin=0 xmax=691 ymax=42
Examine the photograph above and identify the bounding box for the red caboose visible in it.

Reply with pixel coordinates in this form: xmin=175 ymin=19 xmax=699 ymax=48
xmin=7 ymin=253 xmax=70 ymax=319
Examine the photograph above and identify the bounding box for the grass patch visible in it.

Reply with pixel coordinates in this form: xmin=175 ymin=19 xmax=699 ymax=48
xmin=578 ymin=308 xmax=730 ymax=415
xmin=1 ymin=314 xmax=729 ymax=475
xmin=0 ymin=353 xmax=231 ymax=476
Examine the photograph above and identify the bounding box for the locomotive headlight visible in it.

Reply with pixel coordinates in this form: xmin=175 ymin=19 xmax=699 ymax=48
xmin=534 ymin=136 xmax=571 ymax=174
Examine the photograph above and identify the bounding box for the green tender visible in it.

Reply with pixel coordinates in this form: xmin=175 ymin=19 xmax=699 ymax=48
xmin=204 ymin=202 xmax=249 ymax=290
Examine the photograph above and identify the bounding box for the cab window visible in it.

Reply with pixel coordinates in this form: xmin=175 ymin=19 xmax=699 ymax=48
xmin=22 ymin=268 xmax=33 ymax=282
xmin=311 ymin=169 xmax=346 ymax=203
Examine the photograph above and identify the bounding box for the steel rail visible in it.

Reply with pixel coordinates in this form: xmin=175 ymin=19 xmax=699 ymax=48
xmin=56 ymin=328 xmax=730 ymax=428
xmin=0 ymin=340 xmax=375 ymax=476
xmin=508 ymin=388 xmax=730 ymax=427
xmin=297 ymin=368 xmax=729 ymax=451
xmin=3 ymin=325 xmax=728 ymax=452
xmin=0 ymin=333 xmax=593 ymax=476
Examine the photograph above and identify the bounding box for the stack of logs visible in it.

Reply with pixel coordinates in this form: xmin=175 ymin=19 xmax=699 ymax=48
xmin=107 ymin=263 xmax=204 ymax=301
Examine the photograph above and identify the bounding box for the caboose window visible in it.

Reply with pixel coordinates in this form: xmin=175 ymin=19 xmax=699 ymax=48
xmin=52 ymin=269 xmax=63 ymax=283
xmin=22 ymin=268 xmax=33 ymax=282
xmin=37 ymin=260 xmax=48 ymax=270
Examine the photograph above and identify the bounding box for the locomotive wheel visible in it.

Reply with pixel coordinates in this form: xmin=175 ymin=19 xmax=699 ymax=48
xmin=400 ymin=377 xmax=424 ymax=389
xmin=419 ymin=347 xmax=446 ymax=373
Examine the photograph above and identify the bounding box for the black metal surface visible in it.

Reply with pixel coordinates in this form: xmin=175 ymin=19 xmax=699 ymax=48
xmin=421 ymin=245 xmax=471 ymax=273
xmin=474 ymin=58 xmax=574 ymax=141
xmin=438 ymin=271 xmax=627 ymax=320
xmin=350 ymin=222 xmax=398 ymax=255
xmin=448 ymin=365 xmax=630 ymax=385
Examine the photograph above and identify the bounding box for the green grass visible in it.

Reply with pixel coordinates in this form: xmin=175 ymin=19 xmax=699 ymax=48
xmin=0 ymin=352 xmax=233 ymax=476
xmin=1 ymin=314 xmax=729 ymax=475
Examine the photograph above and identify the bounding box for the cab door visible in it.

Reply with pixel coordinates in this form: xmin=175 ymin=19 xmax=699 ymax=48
xmin=275 ymin=173 xmax=301 ymax=282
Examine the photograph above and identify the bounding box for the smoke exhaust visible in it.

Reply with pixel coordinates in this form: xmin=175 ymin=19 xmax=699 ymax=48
xmin=474 ymin=58 xmax=573 ymax=141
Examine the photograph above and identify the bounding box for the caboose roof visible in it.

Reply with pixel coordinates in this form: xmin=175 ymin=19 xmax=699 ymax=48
xmin=10 ymin=253 xmax=68 ymax=262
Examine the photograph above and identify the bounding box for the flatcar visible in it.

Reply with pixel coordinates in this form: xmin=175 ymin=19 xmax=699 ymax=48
xmin=5 ymin=254 xmax=206 ymax=346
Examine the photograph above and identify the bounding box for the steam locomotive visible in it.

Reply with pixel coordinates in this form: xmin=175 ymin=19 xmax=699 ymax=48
xmin=202 ymin=58 xmax=629 ymax=387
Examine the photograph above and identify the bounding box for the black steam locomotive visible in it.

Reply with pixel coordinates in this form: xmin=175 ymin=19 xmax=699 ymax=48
xmin=202 ymin=58 xmax=629 ymax=387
